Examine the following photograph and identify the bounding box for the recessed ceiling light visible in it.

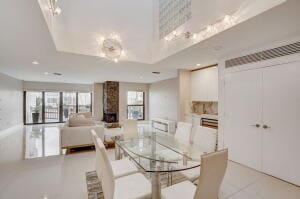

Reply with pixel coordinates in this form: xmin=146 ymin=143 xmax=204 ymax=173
xmin=44 ymin=72 xmax=49 ymax=75
xmin=152 ymin=72 xmax=160 ymax=74
xmin=53 ymin=72 xmax=62 ymax=76
xmin=139 ymin=76 xmax=143 ymax=79
xmin=32 ymin=61 xmax=39 ymax=65
xmin=196 ymin=64 xmax=201 ymax=67
xmin=113 ymin=58 xmax=119 ymax=63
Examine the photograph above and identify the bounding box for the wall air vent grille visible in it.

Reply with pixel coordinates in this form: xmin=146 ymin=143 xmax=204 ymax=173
xmin=225 ymin=42 xmax=300 ymax=68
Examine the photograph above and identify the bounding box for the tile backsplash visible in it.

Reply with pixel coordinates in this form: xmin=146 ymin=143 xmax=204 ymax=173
xmin=190 ymin=101 xmax=218 ymax=115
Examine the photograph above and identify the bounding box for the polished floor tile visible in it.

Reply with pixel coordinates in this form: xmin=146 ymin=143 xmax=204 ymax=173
xmin=1 ymin=124 xmax=300 ymax=199
xmin=228 ymin=190 xmax=262 ymax=199
xmin=223 ymin=161 xmax=265 ymax=189
xmin=244 ymin=175 xmax=300 ymax=199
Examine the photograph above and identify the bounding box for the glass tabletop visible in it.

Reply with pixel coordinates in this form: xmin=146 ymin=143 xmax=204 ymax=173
xmin=115 ymin=131 xmax=206 ymax=172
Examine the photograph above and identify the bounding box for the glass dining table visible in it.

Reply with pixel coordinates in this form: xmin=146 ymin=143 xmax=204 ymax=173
xmin=115 ymin=130 xmax=207 ymax=199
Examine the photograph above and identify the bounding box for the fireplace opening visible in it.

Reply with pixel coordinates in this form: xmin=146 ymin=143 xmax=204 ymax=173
xmin=103 ymin=113 xmax=118 ymax=123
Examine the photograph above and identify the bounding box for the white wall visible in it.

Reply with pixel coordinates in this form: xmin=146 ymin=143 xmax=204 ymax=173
xmin=178 ymin=70 xmax=191 ymax=121
xmin=149 ymin=78 xmax=178 ymax=121
xmin=119 ymin=82 xmax=149 ymax=123
xmin=0 ymin=73 xmax=23 ymax=132
xmin=23 ymin=81 xmax=92 ymax=92
xmin=92 ymin=83 xmax=103 ymax=120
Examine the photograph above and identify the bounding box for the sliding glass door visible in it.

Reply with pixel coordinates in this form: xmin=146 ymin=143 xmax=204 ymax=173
xmin=25 ymin=92 xmax=43 ymax=124
xmin=45 ymin=92 xmax=60 ymax=123
xmin=24 ymin=91 xmax=92 ymax=124
xmin=63 ymin=92 xmax=77 ymax=121
xmin=78 ymin=92 xmax=92 ymax=113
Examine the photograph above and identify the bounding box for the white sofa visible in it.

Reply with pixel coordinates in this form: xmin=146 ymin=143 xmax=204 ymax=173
xmin=61 ymin=114 xmax=104 ymax=151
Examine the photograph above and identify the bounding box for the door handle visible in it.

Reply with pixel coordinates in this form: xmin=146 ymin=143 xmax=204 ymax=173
xmin=250 ymin=124 xmax=260 ymax=128
xmin=263 ymin=124 xmax=271 ymax=129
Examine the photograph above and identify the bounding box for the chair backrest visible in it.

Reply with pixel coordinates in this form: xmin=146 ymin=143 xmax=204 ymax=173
xmin=91 ymin=129 xmax=98 ymax=145
xmin=70 ymin=112 xmax=92 ymax=118
xmin=96 ymin=137 xmax=115 ymax=199
xmin=194 ymin=149 xmax=228 ymax=199
xmin=123 ymin=119 xmax=138 ymax=140
xmin=91 ymin=130 xmax=102 ymax=179
xmin=192 ymin=126 xmax=217 ymax=152
xmin=175 ymin=122 xmax=193 ymax=143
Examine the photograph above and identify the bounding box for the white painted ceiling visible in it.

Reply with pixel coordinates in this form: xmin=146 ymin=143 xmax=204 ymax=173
xmin=0 ymin=0 xmax=300 ymax=84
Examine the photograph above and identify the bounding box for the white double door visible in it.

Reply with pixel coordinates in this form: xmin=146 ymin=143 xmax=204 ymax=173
xmin=224 ymin=61 xmax=300 ymax=185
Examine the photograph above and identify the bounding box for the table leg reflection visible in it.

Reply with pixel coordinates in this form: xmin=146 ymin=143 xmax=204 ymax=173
xmin=151 ymin=170 xmax=161 ymax=199
xmin=115 ymin=144 xmax=121 ymax=160
xmin=150 ymin=131 xmax=161 ymax=199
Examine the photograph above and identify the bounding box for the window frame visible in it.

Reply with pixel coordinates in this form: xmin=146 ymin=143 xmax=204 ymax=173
xmin=24 ymin=91 xmax=92 ymax=125
xmin=126 ymin=91 xmax=145 ymax=121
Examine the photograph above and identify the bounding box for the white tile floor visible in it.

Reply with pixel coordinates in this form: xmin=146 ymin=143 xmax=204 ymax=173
xmin=0 ymin=124 xmax=299 ymax=199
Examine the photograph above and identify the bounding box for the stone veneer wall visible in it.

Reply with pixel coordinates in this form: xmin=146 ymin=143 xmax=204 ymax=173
xmin=103 ymin=81 xmax=119 ymax=114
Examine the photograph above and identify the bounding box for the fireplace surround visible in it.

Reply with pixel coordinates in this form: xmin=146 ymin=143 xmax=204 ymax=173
xmin=103 ymin=81 xmax=119 ymax=123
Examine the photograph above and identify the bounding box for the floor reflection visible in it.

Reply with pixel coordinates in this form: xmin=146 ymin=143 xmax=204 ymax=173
xmin=25 ymin=125 xmax=61 ymax=159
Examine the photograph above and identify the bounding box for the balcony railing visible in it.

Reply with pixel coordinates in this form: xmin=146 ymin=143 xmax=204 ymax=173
xmin=45 ymin=107 xmax=59 ymax=120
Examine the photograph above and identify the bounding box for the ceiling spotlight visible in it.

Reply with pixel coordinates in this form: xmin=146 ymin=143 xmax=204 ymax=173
xmin=164 ymin=31 xmax=193 ymax=42
xmin=113 ymin=58 xmax=119 ymax=63
xmin=122 ymin=50 xmax=126 ymax=56
xmin=223 ymin=14 xmax=235 ymax=27
xmin=32 ymin=61 xmax=39 ymax=65
xmin=152 ymin=72 xmax=160 ymax=75
xmin=192 ymin=34 xmax=198 ymax=40
xmin=53 ymin=7 xmax=62 ymax=16
xmin=206 ymin=25 xmax=213 ymax=32
xmin=44 ymin=72 xmax=49 ymax=75
xmin=196 ymin=64 xmax=201 ymax=67
xmin=49 ymin=0 xmax=62 ymax=16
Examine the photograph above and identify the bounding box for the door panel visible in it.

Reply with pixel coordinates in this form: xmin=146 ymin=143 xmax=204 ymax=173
xmin=262 ymin=61 xmax=300 ymax=185
xmin=224 ymin=69 xmax=263 ymax=170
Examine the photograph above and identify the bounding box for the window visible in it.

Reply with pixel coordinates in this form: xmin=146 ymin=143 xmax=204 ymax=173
xmin=45 ymin=92 xmax=60 ymax=123
xmin=127 ymin=91 xmax=144 ymax=120
xmin=24 ymin=91 xmax=92 ymax=124
xmin=25 ymin=91 xmax=43 ymax=124
xmin=63 ymin=92 xmax=77 ymax=121
xmin=78 ymin=93 xmax=92 ymax=113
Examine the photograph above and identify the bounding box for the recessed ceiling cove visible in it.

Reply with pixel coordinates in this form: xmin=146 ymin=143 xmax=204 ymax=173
xmin=37 ymin=0 xmax=286 ymax=64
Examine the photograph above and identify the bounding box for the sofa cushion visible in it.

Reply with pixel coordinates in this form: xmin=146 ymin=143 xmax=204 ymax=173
xmin=69 ymin=117 xmax=95 ymax=127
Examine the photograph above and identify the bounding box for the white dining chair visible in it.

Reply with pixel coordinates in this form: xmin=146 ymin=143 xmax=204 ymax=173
xmin=122 ymin=119 xmax=139 ymax=140
xmin=175 ymin=122 xmax=193 ymax=143
xmin=161 ymin=149 xmax=228 ymax=199
xmin=180 ymin=126 xmax=218 ymax=181
xmin=96 ymin=137 xmax=152 ymax=199
xmin=91 ymin=130 xmax=139 ymax=179
xmin=192 ymin=126 xmax=218 ymax=152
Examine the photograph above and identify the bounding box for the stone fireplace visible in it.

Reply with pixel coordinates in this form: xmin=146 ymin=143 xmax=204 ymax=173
xmin=103 ymin=81 xmax=119 ymax=123
xmin=103 ymin=113 xmax=118 ymax=123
